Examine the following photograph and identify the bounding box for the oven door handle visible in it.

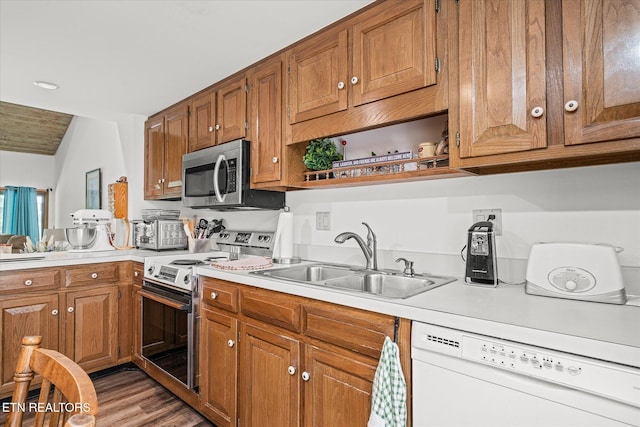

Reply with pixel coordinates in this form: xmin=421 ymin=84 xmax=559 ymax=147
xmin=139 ymin=289 xmax=190 ymax=311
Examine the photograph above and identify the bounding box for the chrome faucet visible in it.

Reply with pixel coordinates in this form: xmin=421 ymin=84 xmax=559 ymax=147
xmin=334 ymin=222 xmax=377 ymax=270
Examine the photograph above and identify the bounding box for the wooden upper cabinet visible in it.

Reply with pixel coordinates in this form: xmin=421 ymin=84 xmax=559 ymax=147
xmin=288 ymin=29 xmax=348 ymax=124
xmin=249 ymin=57 xmax=284 ymax=185
xmin=163 ymin=103 xmax=189 ymax=197
xmin=352 ymin=0 xmax=435 ymax=107
xmin=217 ymin=76 xmax=248 ymax=144
xmin=562 ymin=0 xmax=640 ymax=146
xmin=289 ymin=0 xmax=435 ymax=125
xmin=456 ymin=0 xmax=547 ymax=158
xmin=190 ymin=90 xmax=217 ymax=152
xmin=144 ymin=101 xmax=188 ymax=199
xmin=144 ymin=116 xmax=165 ymax=198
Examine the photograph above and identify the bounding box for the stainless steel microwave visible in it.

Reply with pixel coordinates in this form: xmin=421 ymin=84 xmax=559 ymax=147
xmin=182 ymin=139 xmax=285 ymax=210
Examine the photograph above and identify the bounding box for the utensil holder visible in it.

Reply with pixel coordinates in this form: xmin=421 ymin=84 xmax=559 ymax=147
xmin=188 ymin=238 xmax=213 ymax=253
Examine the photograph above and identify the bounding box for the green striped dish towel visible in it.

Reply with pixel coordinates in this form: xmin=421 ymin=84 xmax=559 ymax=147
xmin=368 ymin=336 xmax=407 ymax=427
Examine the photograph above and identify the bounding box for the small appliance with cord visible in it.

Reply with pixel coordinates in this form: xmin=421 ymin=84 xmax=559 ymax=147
xmin=464 ymin=220 xmax=498 ymax=286
xmin=525 ymin=242 xmax=627 ymax=304
xmin=67 ymin=209 xmax=115 ymax=252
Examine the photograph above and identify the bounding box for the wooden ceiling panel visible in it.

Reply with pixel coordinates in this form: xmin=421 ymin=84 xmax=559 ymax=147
xmin=0 ymin=102 xmax=73 ymax=155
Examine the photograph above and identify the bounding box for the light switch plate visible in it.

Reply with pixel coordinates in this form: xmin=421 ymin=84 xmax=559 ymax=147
xmin=316 ymin=212 xmax=331 ymax=231
xmin=472 ymin=208 xmax=502 ymax=236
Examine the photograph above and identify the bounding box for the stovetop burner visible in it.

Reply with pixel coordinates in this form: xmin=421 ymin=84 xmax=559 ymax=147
xmin=170 ymin=259 xmax=206 ymax=266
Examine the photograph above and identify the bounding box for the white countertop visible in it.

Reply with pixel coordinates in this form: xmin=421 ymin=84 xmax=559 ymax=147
xmin=195 ymin=263 xmax=640 ymax=369
xmin=1 ymin=250 xmax=638 ymax=368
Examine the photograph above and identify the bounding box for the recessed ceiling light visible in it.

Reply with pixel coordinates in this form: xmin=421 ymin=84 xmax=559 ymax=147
xmin=34 ymin=81 xmax=59 ymax=90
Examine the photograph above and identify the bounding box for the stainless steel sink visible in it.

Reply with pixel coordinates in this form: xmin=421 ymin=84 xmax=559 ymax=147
xmin=251 ymin=264 xmax=455 ymax=299
xmin=255 ymin=264 xmax=357 ymax=282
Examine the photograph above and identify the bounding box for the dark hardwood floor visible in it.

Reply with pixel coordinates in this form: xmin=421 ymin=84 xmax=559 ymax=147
xmin=0 ymin=368 xmax=214 ymax=427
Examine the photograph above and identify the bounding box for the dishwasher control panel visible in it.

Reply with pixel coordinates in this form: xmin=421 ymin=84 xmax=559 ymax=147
xmin=412 ymin=322 xmax=640 ymax=408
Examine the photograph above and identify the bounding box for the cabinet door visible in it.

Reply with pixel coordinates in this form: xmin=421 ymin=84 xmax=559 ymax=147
xmin=0 ymin=294 xmax=59 ymax=397
xmin=288 ymin=29 xmax=348 ymax=124
xmin=190 ymin=90 xmax=217 ymax=152
xmin=562 ymin=0 xmax=640 ymax=146
xmin=303 ymin=346 xmax=377 ymax=427
xmin=144 ymin=116 xmax=165 ymax=198
xmin=200 ymin=308 xmax=238 ymax=427
xmin=352 ymin=0 xmax=435 ymax=107
xmin=249 ymin=58 xmax=283 ymax=185
xmin=64 ymin=286 xmax=118 ymax=371
xmin=239 ymin=323 xmax=300 ymax=427
xmin=217 ymin=77 xmax=247 ymax=144
xmin=163 ymin=103 xmax=189 ymax=197
xmin=456 ymin=0 xmax=547 ymax=158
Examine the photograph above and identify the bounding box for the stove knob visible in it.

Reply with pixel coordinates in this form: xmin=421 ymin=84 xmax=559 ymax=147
xmin=147 ymin=266 xmax=154 ymax=275
xmin=184 ymin=274 xmax=191 ymax=285
xmin=263 ymin=236 xmax=271 ymax=242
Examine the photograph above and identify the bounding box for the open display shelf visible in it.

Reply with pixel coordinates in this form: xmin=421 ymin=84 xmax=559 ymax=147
xmin=295 ymin=155 xmax=471 ymax=188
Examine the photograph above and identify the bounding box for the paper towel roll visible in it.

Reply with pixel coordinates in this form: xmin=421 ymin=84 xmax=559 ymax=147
xmin=273 ymin=211 xmax=294 ymax=260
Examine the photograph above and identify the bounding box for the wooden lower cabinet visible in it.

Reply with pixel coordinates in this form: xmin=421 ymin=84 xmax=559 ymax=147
xmin=239 ymin=323 xmax=301 ymax=427
xmin=0 ymin=293 xmax=60 ymax=396
xmin=198 ymin=277 xmax=410 ymax=427
xmin=63 ymin=286 xmax=119 ymax=371
xmin=200 ymin=307 xmax=238 ymax=427
xmin=303 ymin=346 xmax=377 ymax=427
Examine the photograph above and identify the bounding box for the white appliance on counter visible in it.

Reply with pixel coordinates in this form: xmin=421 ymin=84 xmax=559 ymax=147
xmin=412 ymin=322 xmax=640 ymax=426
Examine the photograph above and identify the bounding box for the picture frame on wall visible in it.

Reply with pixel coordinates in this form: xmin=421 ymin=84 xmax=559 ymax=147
xmin=86 ymin=168 xmax=101 ymax=209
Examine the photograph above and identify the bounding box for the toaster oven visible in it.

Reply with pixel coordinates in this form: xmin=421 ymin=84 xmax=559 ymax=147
xmin=132 ymin=219 xmax=187 ymax=251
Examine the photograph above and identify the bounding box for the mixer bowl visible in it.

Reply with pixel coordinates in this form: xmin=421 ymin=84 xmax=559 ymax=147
xmin=65 ymin=226 xmax=97 ymax=249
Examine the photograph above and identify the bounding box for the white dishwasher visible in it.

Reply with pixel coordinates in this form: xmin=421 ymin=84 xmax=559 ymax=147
xmin=411 ymin=322 xmax=640 ymax=427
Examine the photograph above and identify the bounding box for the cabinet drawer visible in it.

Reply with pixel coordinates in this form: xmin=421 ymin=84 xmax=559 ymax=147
xmin=0 ymin=268 xmax=61 ymax=293
xmin=65 ymin=263 xmax=120 ymax=287
xmin=241 ymin=288 xmax=302 ymax=333
xmin=303 ymin=301 xmax=395 ymax=359
xmin=132 ymin=262 xmax=144 ymax=287
xmin=201 ymin=278 xmax=239 ymax=313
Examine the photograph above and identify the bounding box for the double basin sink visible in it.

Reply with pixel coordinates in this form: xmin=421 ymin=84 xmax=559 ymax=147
xmin=251 ymin=263 xmax=456 ymax=299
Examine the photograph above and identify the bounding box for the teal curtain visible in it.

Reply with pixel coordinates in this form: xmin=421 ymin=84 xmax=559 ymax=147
xmin=1 ymin=186 xmax=39 ymax=243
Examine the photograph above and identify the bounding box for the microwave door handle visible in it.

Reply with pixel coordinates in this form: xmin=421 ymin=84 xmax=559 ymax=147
xmin=213 ymin=154 xmax=227 ymax=203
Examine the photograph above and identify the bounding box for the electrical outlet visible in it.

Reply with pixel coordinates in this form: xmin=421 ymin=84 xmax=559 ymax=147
xmin=315 ymin=212 xmax=331 ymax=231
xmin=472 ymin=208 xmax=502 ymax=236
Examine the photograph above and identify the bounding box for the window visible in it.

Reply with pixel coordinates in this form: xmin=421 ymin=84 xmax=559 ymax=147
xmin=0 ymin=187 xmax=49 ymax=240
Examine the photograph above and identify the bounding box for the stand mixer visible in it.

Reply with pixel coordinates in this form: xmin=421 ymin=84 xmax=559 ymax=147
xmin=67 ymin=209 xmax=115 ymax=252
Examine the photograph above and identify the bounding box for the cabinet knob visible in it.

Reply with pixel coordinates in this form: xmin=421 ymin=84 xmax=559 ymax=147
xmin=564 ymin=100 xmax=579 ymax=112
xmin=530 ymin=106 xmax=544 ymax=118
xmin=227 ymin=339 xmax=235 ymax=348
xmin=134 ymin=271 xmax=139 ymax=277
xmin=67 ymin=306 xmax=74 ymax=313
xmin=272 ymin=157 xmax=279 ymax=163
xmin=51 ymin=309 xmax=59 ymax=316
xmin=302 ymin=371 xmax=310 ymax=381
xmin=208 ymin=126 xmax=214 ymax=132
xmin=351 ymin=76 xmax=359 ymax=85
xmin=337 ymin=81 xmax=345 ymax=90
xmin=24 ymin=279 xmax=33 ymax=286
xmin=158 ymin=179 xmax=162 ymax=184
xmin=91 ymin=273 xmax=98 ymax=279
xmin=287 ymin=366 xmax=296 ymax=376
xmin=210 ymin=292 xmax=218 ymax=300
xmin=215 ymin=124 xmax=220 ymax=130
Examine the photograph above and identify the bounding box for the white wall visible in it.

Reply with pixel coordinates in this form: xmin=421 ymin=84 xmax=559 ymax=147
xmin=286 ymin=161 xmax=640 ymax=280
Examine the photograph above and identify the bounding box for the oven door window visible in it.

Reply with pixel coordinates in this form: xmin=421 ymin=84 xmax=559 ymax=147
xmin=141 ymin=285 xmax=192 ymax=388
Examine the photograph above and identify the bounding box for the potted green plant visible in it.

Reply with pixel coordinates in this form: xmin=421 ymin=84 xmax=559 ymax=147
xmin=302 ymin=138 xmax=343 ymax=175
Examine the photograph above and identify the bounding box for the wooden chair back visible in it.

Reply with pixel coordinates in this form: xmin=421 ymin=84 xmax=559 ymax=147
xmin=4 ymin=336 xmax=98 ymax=427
